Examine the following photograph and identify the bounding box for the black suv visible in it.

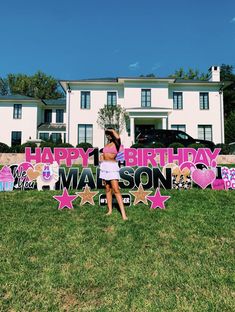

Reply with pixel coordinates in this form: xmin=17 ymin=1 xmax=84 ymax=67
xmin=136 ymin=129 xmax=215 ymax=148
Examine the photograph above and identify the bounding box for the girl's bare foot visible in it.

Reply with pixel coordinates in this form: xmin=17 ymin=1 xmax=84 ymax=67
xmin=122 ymin=216 xmax=128 ymax=221
xmin=106 ymin=211 xmax=112 ymax=216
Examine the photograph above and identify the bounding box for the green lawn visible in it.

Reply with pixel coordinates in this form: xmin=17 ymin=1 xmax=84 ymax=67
xmin=0 ymin=189 xmax=234 ymax=311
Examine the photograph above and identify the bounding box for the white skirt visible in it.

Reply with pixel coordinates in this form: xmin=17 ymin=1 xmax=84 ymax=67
xmin=99 ymin=161 xmax=120 ymax=180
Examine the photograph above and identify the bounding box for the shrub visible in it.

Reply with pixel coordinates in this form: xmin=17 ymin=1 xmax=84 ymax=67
xmin=215 ymin=143 xmax=231 ymax=155
xmin=18 ymin=142 xmax=37 ymax=153
xmin=0 ymin=142 xmax=10 ymax=153
xmin=8 ymin=145 xmax=21 ymax=153
xmin=131 ymin=143 xmax=144 ymax=148
xmin=188 ymin=143 xmax=205 ymax=150
xmin=40 ymin=141 xmax=56 ymax=152
xmin=55 ymin=143 xmax=74 ymax=148
xmin=168 ymin=142 xmax=184 ymax=153
xmin=229 ymin=143 xmax=235 ymax=155
xmin=76 ymin=142 xmax=93 ymax=151
xmin=147 ymin=142 xmax=166 ymax=148
xmin=40 ymin=142 xmax=74 ymax=152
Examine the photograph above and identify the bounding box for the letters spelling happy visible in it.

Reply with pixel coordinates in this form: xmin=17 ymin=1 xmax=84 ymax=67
xmin=25 ymin=147 xmax=221 ymax=168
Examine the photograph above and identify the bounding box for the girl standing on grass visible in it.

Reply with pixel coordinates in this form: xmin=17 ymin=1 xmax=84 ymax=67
xmin=99 ymin=128 xmax=128 ymax=220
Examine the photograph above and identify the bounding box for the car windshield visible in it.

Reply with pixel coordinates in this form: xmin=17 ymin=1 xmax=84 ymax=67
xmin=175 ymin=132 xmax=190 ymax=140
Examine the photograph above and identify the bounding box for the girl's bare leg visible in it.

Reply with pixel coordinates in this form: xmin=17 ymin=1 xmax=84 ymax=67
xmin=111 ymin=180 xmax=128 ymax=220
xmin=104 ymin=181 xmax=112 ymax=215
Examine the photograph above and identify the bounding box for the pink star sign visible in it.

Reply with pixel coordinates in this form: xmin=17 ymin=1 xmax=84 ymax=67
xmin=147 ymin=188 xmax=171 ymax=209
xmin=53 ymin=188 xmax=78 ymax=209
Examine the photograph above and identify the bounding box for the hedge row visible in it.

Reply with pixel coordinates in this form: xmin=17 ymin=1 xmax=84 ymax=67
xmin=0 ymin=142 xmax=93 ymax=153
xmin=130 ymin=142 xmax=233 ymax=154
xmin=0 ymin=141 xmax=233 ymax=154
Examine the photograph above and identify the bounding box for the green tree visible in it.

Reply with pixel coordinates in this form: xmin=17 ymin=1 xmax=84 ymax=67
xmin=97 ymin=104 xmax=128 ymax=133
xmin=225 ymin=111 xmax=235 ymax=143
xmin=0 ymin=78 xmax=8 ymax=95
xmin=220 ymin=64 xmax=235 ymax=118
xmin=139 ymin=73 xmax=156 ymax=77
xmin=169 ymin=67 xmax=209 ymax=80
xmin=220 ymin=64 xmax=234 ymax=80
xmin=7 ymin=71 xmax=64 ymax=99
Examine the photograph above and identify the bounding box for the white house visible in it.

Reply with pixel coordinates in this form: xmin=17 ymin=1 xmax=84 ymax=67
xmin=0 ymin=66 xmax=230 ymax=148
xmin=0 ymin=95 xmax=66 ymax=146
xmin=59 ymin=66 xmax=228 ymax=148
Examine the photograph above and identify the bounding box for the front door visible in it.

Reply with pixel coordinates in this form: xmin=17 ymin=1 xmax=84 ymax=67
xmin=135 ymin=124 xmax=155 ymax=140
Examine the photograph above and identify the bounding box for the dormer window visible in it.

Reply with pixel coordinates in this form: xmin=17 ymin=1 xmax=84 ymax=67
xmin=141 ymin=89 xmax=151 ymax=107
xmin=81 ymin=91 xmax=91 ymax=109
xmin=107 ymin=92 xmax=117 ymax=106
xmin=200 ymin=93 xmax=209 ymax=110
xmin=13 ymin=104 xmax=22 ymax=119
xmin=173 ymin=92 xmax=183 ymax=109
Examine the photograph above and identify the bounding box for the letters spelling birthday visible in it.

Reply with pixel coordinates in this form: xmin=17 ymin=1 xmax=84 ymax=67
xmin=25 ymin=147 xmax=220 ymax=168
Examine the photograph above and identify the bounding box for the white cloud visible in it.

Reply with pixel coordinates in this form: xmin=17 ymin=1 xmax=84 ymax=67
xmin=230 ymin=17 xmax=235 ymax=23
xmin=129 ymin=62 xmax=140 ymax=70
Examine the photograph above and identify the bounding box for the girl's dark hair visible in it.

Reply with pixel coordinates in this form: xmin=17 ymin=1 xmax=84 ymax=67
xmin=105 ymin=129 xmax=121 ymax=151
xmin=114 ymin=137 xmax=121 ymax=152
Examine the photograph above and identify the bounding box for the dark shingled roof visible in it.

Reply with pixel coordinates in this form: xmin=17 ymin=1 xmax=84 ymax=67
xmin=174 ymin=79 xmax=218 ymax=83
xmin=0 ymin=95 xmax=66 ymax=106
xmin=60 ymin=77 xmax=172 ymax=83
xmin=75 ymin=78 xmax=118 ymax=82
xmin=38 ymin=123 xmax=66 ymax=132
xmin=42 ymin=98 xmax=66 ymax=106
xmin=0 ymin=94 xmax=38 ymax=100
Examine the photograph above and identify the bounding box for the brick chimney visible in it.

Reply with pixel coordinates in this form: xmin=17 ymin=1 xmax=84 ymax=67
xmin=208 ymin=66 xmax=220 ymax=82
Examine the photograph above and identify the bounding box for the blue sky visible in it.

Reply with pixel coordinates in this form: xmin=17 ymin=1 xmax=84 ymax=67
xmin=0 ymin=0 xmax=234 ymax=80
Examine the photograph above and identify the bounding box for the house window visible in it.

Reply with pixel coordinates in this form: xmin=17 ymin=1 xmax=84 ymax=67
xmin=13 ymin=104 xmax=22 ymax=119
xmin=200 ymin=92 xmax=209 ymax=109
xmin=173 ymin=92 xmax=183 ymax=109
xmin=81 ymin=91 xmax=90 ymax=109
xmin=171 ymin=124 xmax=186 ymax=132
xmin=141 ymin=89 xmax=151 ymax=107
xmin=11 ymin=131 xmax=22 ymax=146
xmin=107 ymin=92 xmax=117 ymax=106
xmin=198 ymin=125 xmax=212 ymax=141
xmin=39 ymin=133 xmax=49 ymax=141
xmin=50 ymin=133 xmax=62 ymax=143
xmin=44 ymin=109 xmax=52 ymax=123
xmin=56 ymin=109 xmax=64 ymax=123
xmin=78 ymin=124 xmax=93 ymax=144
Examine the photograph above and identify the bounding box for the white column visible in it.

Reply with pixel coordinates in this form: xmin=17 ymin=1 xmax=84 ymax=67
xmin=130 ymin=117 xmax=135 ymax=144
xmin=220 ymin=91 xmax=225 ymax=144
xmin=66 ymin=89 xmax=71 ymax=143
xmin=162 ymin=117 xmax=167 ymax=129
xmin=52 ymin=109 xmax=56 ymax=123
